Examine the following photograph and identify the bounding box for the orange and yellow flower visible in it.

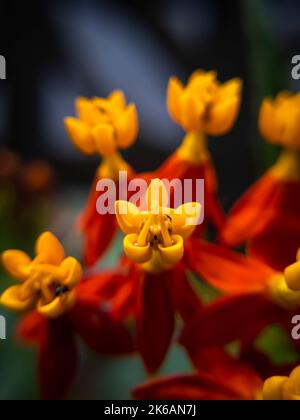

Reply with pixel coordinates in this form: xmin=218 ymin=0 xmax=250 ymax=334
xmin=167 ymin=70 xmax=242 ymax=135
xmin=65 ymin=91 xmax=138 ymax=162
xmin=0 ymin=232 xmax=134 ymax=400
xmin=160 ymin=70 xmax=242 ymax=233
xmin=80 ymin=180 xmax=203 ymax=373
xmin=1 ymin=232 xmax=82 ymax=319
xmin=65 ymin=91 xmax=138 ymax=267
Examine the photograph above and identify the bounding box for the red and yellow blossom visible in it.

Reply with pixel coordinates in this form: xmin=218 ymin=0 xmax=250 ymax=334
xmin=221 ymin=92 xmax=300 ymax=271
xmin=80 ymin=180 xmax=203 ymax=373
xmin=181 ymin=240 xmax=300 ymax=358
xmin=65 ymin=91 xmax=138 ymax=266
xmin=160 ymin=70 xmax=242 ymax=232
xmin=0 ymin=232 xmax=134 ymax=400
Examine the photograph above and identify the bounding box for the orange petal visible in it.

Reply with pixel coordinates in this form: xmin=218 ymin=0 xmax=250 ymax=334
xmin=64 ymin=117 xmax=95 ymax=155
xmin=36 ymin=232 xmax=65 ymax=265
xmin=2 ymin=250 xmax=31 ymax=280
xmin=37 ymin=291 xmax=75 ymax=319
xmin=91 ymin=123 xmax=116 ymax=156
xmin=185 ymin=238 xmax=274 ymax=294
xmin=115 ymin=104 xmax=138 ymax=149
xmin=75 ymin=97 xmax=100 ymax=125
xmin=0 ymin=285 xmax=36 ymax=312
xmin=60 ymin=257 xmax=83 ymax=288
xmin=166 ymin=77 xmax=184 ymax=124
xmin=258 ymin=99 xmax=282 ymax=144
xmin=109 ymin=90 xmax=126 ymax=110
xmin=204 ymin=96 xmax=241 ymax=136
xmin=181 ymin=94 xmax=204 ymax=132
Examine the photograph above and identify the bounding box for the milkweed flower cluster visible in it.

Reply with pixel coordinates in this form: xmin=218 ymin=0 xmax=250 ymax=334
xmin=1 ymin=69 xmax=300 ymax=400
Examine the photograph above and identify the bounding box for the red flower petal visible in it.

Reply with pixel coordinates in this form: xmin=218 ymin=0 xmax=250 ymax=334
xmin=133 ymin=363 xmax=262 ymax=401
xmin=136 ymin=271 xmax=175 ymax=373
xmin=180 ymin=294 xmax=279 ymax=354
xmin=170 ymin=264 xmax=202 ymax=322
xmin=70 ymin=299 xmax=135 ymax=355
xmin=221 ymin=172 xmax=300 ymax=269
xmin=220 ymin=172 xmax=281 ymax=246
xmin=76 ymin=272 xmax=127 ymax=304
xmin=144 ymin=154 xmax=224 ymax=231
xmin=133 ymin=373 xmax=239 ymax=400
xmin=17 ymin=311 xmax=47 ymax=345
xmin=248 ymin=192 xmax=300 ymax=270
xmin=184 ymin=238 xmax=273 ymax=294
xmin=39 ymin=317 xmax=77 ymax=400
xmin=111 ymin=279 xmax=139 ymax=320
xmin=79 ymin=177 xmax=117 ymax=267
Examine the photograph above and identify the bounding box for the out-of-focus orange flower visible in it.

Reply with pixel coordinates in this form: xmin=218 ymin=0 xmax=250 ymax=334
xmin=0 ymin=232 xmax=134 ymax=400
xmin=65 ymin=91 xmax=137 ymax=267
xmin=65 ymin=91 xmax=138 ymax=160
xmin=221 ymin=94 xmax=300 ymax=271
xmin=162 ymin=70 xmax=242 ymax=233
xmin=181 ymin=240 xmax=300 ymax=358
xmin=259 ymin=92 xmax=300 ymax=150
xmin=167 ymin=70 xmax=242 ymax=135
xmin=20 ymin=161 xmax=55 ymax=194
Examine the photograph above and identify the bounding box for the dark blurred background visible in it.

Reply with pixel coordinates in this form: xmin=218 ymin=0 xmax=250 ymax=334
xmin=0 ymin=0 xmax=299 ymax=400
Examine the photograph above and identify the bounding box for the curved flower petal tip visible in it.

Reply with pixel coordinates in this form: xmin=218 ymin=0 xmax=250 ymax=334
xmin=36 ymin=232 xmax=65 ymax=265
xmin=2 ymin=250 xmax=31 ymax=280
xmin=0 ymin=285 xmax=36 ymax=312
xmin=64 ymin=117 xmax=95 ymax=155
xmin=167 ymin=70 xmax=242 ymax=135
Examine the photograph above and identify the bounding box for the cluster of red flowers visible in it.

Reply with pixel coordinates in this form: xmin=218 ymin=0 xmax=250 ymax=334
xmin=1 ymin=70 xmax=300 ymax=400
